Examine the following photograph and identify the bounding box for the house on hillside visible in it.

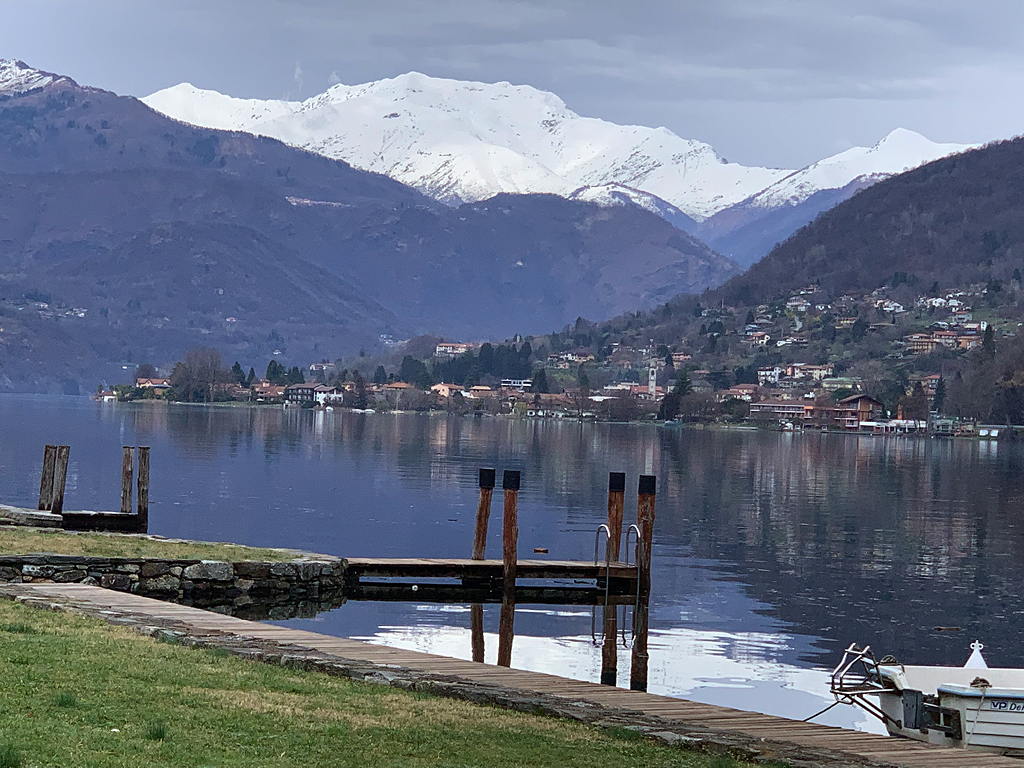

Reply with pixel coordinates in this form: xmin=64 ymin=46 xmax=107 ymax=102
xmin=284 ymin=383 xmax=317 ymax=404
xmin=135 ymin=377 xmax=171 ymax=391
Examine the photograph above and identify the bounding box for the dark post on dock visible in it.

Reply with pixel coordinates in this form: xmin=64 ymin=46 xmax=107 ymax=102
xmin=601 ymin=471 xmax=626 ymax=686
xmin=472 ymin=468 xmax=496 ymax=560
xmin=630 ymin=474 xmax=657 ymax=692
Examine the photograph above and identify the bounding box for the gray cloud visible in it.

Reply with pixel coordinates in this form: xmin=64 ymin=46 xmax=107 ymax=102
xmin=0 ymin=0 xmax=1021 ymax=166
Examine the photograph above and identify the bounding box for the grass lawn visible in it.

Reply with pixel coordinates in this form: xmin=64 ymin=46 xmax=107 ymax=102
xmin=0 ymin=527 xmax=303 ymax=562
xmin=0 ymin=599 xmax=763 ymax=768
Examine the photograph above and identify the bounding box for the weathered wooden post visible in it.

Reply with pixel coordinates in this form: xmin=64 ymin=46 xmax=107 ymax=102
xmin=630 ymin=474 xmax=656 ymax=692
xmin=50 ymin=445 xmax=70 ymax=515
xmin=635 ymin=474 xmax=656 ymax=596
xmin=472 ymin=468 xmax=496 ymax=560
xmin=37 ymin=445 xmax=57 ymax=511
xmin=601 ymin=471 xmax=626 ymax=685
xmin=501 ymin=470 xmax=520 ymax=591
xmin=136 ymin=446 xmax=150 ymax=532
xmin=120 ymin=446 xmax=134 ymax=514
xmin=471 ymin=603 xmax=485 ymax=663
xmin=606 ymin=471 xmax=625 ymax=562
xmin=497 ymin=595 xmax=515 ymax=667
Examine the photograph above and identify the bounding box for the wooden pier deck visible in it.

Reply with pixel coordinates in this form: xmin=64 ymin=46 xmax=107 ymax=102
xmin=344 ymin=557 xmax=637 ymax=582
xmin=2 ymin=583 xmax=1019 ymax=768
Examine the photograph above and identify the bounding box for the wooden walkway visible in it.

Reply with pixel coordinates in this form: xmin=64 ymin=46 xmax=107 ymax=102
xmin=344 ymin=557 xmax=637 ymax=582
xmin=2 ymin=583 xmax=1019 ymax=768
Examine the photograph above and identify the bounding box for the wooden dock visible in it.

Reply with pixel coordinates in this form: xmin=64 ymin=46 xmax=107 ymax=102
xmin=2 ymin=583 xmax=1019 ymax=768
xmin=344 ymin=557 xmax=637 ymax=583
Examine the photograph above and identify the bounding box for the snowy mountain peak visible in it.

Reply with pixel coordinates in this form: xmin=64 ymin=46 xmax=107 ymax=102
xmin=0 ymin=59 xmax=71 ymax=95
xmin=745 ymin=129 xmax=974 ymax=210
xmin=144 ymin=73 xmax=788 ymax=218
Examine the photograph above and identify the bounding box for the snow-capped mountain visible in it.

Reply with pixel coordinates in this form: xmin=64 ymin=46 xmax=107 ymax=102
xmin=698 ymin=129 xmax=977 ymax=267
xmin=568 ymin=183 xmax=700 ymax=234
xmin=143 ymin=73 xmax=789 ymax=220
xmin=743 ymin=128 xmax=973 ymax=211
xmin=0 ymin=59 xmax=72 ymax=95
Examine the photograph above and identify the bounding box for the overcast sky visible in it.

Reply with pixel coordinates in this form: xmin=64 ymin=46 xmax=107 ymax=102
xmin=2 ymin=0 xmax=1022 ymax=167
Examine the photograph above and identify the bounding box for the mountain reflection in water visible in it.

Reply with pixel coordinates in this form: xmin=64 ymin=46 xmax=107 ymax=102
xmin=1 ymin=395 xmax=1020 ymax=731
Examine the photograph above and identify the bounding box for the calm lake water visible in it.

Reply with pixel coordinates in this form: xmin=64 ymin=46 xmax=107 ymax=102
xmin=3 ymin=394 xmax=1021 ymax=732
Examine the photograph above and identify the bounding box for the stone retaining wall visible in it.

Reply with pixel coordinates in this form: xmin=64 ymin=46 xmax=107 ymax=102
xmin=0 ymin=555 xmax=346 ymax=617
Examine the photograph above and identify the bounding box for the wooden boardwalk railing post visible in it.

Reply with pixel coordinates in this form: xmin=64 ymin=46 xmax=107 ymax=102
xmin=630 ymin=474 xmax=656 ymax=692
xmin=472 ymin=468 xmax=495 ymax=560
xmin=50 ymin=445 xmax=70 ymax=515
xmin=501 ymin=470 xmax=520 ymax=591
xmin=120 ymin=446 xmax=134 ymax=514
xmin=136 ymin=446 xmax=150 ymax=532
xmin=601 ymin=471 xmax=626 ymax=686
xmin=37 ymin=445 xmax=57 ymax=511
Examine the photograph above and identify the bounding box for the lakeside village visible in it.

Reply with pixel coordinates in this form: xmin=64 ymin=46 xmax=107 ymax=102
xmin=99 ymin=281 xmax=1018 ymax=438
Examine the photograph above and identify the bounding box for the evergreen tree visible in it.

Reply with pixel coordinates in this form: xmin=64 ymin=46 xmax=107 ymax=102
xmin=577 ymin=365 xmax=590 ymax=395
xmin=673 ymin=370 xmax=693 ymax=396
xmin=352 ymin=371 xmax=368 ymax=409
xmin=532 ymin=368 xmax=549 ymax=394
xmin=983 ymin=325 xmax=996 ymax=357
xmin=933 ymin=376 xmax=946 ymax=414
xmin=398 ymin=355 xmax=431 ymax=388
xmin=266 ymin=360 xmax=287 ymax=384
xmin=245 ymin=367 xmax=256 ymax=387
xmin=230 ymin=361 xmax=246 ymax=385
xmin=373 ymin=365 xmax=387 ymax=385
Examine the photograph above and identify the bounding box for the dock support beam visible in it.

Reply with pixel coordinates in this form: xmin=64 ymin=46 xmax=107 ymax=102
xmin=630 ymin=474 xmax=656 ymax=692
xmin=472 ymin=468 xmax=495 ymax=560
xmin=601 ymin=471 xmax=625 ymax=686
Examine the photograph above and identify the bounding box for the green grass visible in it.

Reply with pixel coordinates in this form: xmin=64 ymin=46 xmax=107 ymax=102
xmin=0 ymin=744 xmax=21 ymax=768
xmin=53 ymin=691 xmax=76 ymax=708
xmin=0 ymin=599 xmax=761 ymax=768
xmin=0 ymin=527 xmax=304 ymax=561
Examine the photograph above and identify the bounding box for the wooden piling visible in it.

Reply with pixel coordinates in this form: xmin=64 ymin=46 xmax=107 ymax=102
xmin=497 ymin=593 xmax=515 ymax=667
xmin=606 ymin=471 xmax=625 ymax=561
xmin=630 ymin=474 xmax=656 ymax=692
xmin=120 ymin=446 xmax=134 ymax=514
xmin=635 ymin=474 xmax=657 ymax=597
xmin=37 ymin=445 xmax=56 ymax=511
xmin=472 ymin=468 xmax=495 ymax=560
xmin=470 ymin=603 xmax=485 ymax=663
xmin=630 ymin=599 xmax=650 ymax=692
xmin=601 ymin=471 xmax=626 ymax=686
xmin=501 ymin=470 xmax=520 ymax=591
xmin=50 ymin=445 xmax=70 ymax=515
xmin=136 ymin=446 xmax=150 ymax=531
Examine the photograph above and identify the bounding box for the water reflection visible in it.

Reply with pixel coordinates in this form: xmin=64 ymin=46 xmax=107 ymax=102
xmin=0 ymin=395 xmax=1021 ymax=730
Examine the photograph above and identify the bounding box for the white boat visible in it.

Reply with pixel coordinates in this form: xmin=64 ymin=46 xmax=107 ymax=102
xmin=831 ymin=641 xmax=1024 ymax=755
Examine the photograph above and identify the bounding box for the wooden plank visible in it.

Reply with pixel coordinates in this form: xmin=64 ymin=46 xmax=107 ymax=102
xmin=344 ymin=557 xmax=637 ymax=580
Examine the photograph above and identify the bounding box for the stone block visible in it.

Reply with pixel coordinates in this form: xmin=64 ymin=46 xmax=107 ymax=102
xmin=115 ymin=564 xmax=141 ymax=574
xmin=52 ymin=569 xmax=87 ymax=583
xmin=269 ymin=562 xmax=298 ymax=578
xmin=183 ymin=561 xmax=233 ymax=581
xmin=0 ymin=567 xmax=20 ymax=582
xmin=139 ymin=562 xmax=172 ymax=578
xmin=233 ymin=562 xmax=271 ymax=579
xmin=138 ymin=575 xmax=181 ymax=594
xmin=100 ymin=573 xmax=133 ymax=591
xmin=235 ymin=578 xmax=255 ymax=592
xmin=296 ymin=562 xmax=320 ymax=581
xmin=22 ymin=564 xmax=55 ymax=579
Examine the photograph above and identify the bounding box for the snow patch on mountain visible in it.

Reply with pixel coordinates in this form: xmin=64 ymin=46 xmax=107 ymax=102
xmin=0 ymin=59 xmax=70 ymax=95
xmin=746 ymin=128 xmax=974 ymax=210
